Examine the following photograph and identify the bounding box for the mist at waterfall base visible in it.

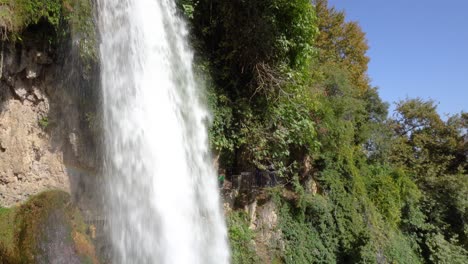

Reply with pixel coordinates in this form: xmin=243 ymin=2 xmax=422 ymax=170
xmin=96 ymin=0 xmax=230 ymax=263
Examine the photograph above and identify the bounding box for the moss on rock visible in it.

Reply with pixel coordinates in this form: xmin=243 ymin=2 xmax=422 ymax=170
xmin=0 ymin=0 xmax=98 ymax=72
xmin=0 ymin=0 xmax=63 ymax=39
xmin=0 ymin=190 xmax=98 ymax=264
xmin=0 ymin=206 xmax=17 ymax=263
xmin=62 ymin=0 xmax=98 ymax=76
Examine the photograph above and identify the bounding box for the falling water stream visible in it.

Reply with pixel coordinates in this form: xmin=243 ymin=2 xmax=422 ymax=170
xmin=96 ymin=0 xmax=230 ymax=263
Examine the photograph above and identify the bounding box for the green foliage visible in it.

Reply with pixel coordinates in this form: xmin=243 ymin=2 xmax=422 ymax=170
xmin=276 ymin=195 xmax=337 ymax=264
xmin=207 ymin=88 xmax=236 ymax=153
xmin=314 ymin=0 xmax=370 ymax=91
xmin=363 ymin=166 xmax=420 ymax=227
xmin=38 ymin=116 xmax=49 ymax=129
xmin=281 ymin=212 xmax=333 ymax=263
xmin=177 ymin=0 xmax=197 ymax=20
xmin=426 ymin=233 xmax=468 ymax=264
xmin=389 ymin=99 xmax=468 ymax=257
xmin=227 ymin=211 xmax=260 ymax=264
xmin=193 ymin=0 xmax=317 ymax=72
xmin=390 ymin=99 xmax=465 ymax=177
xmin=270 ymin=170 xmax=424 ymax=263
xmin=236 ymin=93 xmax=319 ymax=172
xmin=187 ymin=0 xmax=321 ymax=171
xmin=383 ymin=230 xmax=423 ymax=264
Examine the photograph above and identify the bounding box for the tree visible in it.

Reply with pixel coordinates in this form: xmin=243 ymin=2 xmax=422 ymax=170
xmin=390 ymin=99 xmax=468 ymax=260
xmin=314 ymin=0 xmax=370 ymax=92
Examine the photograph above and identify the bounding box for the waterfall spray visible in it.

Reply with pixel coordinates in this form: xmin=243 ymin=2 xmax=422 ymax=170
xmin=97 ymin=0 xmax=230 ymax=263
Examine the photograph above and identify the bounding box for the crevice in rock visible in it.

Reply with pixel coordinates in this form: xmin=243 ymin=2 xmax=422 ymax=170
xmin=0 ymin=143 xmax=6 ymax=153
xmin=33 ymin=147 xmax=41 ymax=161
xmin=8 ymin=83 xmax=23 ymax=102
xmin=13 ymin=172 xmax=24 ymax=182
xmin=25 ymin=91 xmax=45 ymax=105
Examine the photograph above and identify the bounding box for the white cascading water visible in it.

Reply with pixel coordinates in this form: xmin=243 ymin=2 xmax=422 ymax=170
xmin=96 ymin=0 xmax=230 ymax=263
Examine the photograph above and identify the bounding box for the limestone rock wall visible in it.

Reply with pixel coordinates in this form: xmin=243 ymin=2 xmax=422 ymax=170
xmin=0 ymin=79 xmax=68 ymax=205
xmin=223 ymin=186 xmax=285 ymax=263
xmin=0 ymin=23 xmax=100 ymax=208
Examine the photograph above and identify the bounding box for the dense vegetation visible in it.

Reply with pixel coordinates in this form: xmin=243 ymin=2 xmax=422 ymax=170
xmin=180 ymin=0 xmax=467 ymax=263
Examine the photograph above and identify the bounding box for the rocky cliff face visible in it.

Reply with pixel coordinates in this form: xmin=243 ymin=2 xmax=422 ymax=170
xmin=0 ymin=20 xmax=100 ymax=209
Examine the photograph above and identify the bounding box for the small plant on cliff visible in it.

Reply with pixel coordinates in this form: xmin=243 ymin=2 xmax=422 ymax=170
xmin=38 ymin=116 xmax=49 ymax=129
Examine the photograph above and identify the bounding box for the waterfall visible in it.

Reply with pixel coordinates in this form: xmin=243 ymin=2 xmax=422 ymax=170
xmin=96 ymin=0 xmax=230 ymax=263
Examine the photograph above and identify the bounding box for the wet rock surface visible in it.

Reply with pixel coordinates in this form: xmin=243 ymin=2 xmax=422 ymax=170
xmin=36 ymin=209 xmax=83 ymax=264
xmin=0 ymin=191 xmax=98 ymax=263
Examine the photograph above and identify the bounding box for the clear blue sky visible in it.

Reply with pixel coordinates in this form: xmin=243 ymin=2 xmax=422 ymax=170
xmin=328 ymin=0 xmax=468 ymax=116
